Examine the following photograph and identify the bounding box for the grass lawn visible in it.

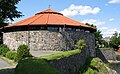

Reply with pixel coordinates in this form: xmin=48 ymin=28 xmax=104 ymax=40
xmin=40 ymin=49 xmax=81 ymax=61
xmin=14 ymin=58 xmax=61 ymax=74
xmin=14 ymin=49 xmax=81 ymax=74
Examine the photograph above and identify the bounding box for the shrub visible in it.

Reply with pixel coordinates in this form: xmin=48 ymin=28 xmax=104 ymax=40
xmin=79 ymin=57 xmax=108 ymax=74
xmin=0 ymin=44 xmax=10 ymax=56
xmin=17 ymin=44 xmax=32 ymax=61
xmin=77 ymin=40 xmax=87 ymax=50
xmin=6 ymin=51 xmax=17 ymax=61
xmin=0 ymin=44 xmax=7 ymax=54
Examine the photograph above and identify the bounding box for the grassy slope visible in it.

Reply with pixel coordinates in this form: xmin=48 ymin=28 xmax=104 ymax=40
xmin=14 ymin=49 xmax=81 ymax=74
xmin=40 ymin=49 xmax=81 ymax=61
xmin=14 ymin=58 xmax=61 ymax=74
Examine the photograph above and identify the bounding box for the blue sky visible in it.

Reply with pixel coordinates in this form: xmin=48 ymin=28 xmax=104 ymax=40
xmin=13 ymin=0 xmax=120 ymax=37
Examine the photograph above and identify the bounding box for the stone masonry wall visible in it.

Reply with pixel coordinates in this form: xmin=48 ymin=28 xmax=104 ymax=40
xmin=3 ymin=30 xmax=95 ymax=57
xmin=48 ymin=49 xmax=88 ymax=74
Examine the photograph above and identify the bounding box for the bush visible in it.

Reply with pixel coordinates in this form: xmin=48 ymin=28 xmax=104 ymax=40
xmin=0 ymin=44 xmax=10 ymax=56
xmin=79 ymin=57 xmax=108 ymax=74
xmin=77 ymin=40 xmax=87 ymax=50
xmin=17 ymin=44 xmax=32 ymax=61
xmin=6 ymin=51 xmax=17 ymax=61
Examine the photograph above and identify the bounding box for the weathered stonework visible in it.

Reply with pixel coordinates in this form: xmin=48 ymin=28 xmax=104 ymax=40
xmin=48 ymin=50 xmax=88 ymax=74
xmin=3 ymin=30 xmax=95 ymax=57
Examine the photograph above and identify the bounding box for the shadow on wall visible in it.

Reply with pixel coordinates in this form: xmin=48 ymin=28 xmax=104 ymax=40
xmin=96 ymin=49 xmax=108 ymax=62
xmin=96 ymin=48 xmax=117 ymax=62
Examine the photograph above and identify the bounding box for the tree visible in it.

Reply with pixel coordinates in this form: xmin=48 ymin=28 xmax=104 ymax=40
xmin=0 ymin=0 xmax=22 ymax=27
xmin=86 ymin=23 xmax=96 ymax=28
xmin=86 ymin=23 xmax=109 ymax=48
xmin=94 ymin=30 xmax=103 ymax=48
xmin=109 ymin=32 xmax=120 ymax=50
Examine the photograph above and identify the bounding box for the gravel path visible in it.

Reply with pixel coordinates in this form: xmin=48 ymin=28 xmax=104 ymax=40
xmin=0 ymin=58 xmax=10 ymax=67
xmin=0 ymin=58 xmax=14 ymax=74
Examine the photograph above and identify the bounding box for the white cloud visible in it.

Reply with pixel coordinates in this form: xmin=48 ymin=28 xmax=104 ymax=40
xmin=102 ymin=28 xmax=120 ymax=37
xmin=60 ymin=4 xmax=100 ymax=16
xmin=108 ymin=0 xmax=120 ymax=3
xmin=109 ymin=18 xmax=115 ymax=21
xmin=99 ymin=27 xmax=108 ymax=30
xmin=81 ymin=19 xmax=105 ymax=26
xmin=105 ymin=4 xmax=109 ymax=6
xmin=81 ymin=19 xmax=120 ymax=37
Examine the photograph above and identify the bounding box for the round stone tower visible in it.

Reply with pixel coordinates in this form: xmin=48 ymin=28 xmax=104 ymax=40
xmin=2 ymin=9 xmax=96 ymax=56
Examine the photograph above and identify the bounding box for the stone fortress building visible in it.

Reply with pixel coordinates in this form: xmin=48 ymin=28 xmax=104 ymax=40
xmin=2 ymin=9 xmax=96 ymax=56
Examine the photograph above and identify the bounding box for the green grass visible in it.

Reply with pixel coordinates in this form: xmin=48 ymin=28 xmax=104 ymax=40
xmin=115 ymin=51 xmax=120 ymax=55
xmin=80 ymin=57 xmax=109 ymax=74
xmin=40 ymin=49 xmax=81 ymax=61
xmin=14 ymin=58 xmax=61 ymax=74
xmin=14 ymin=49 xmax=81 ymax=74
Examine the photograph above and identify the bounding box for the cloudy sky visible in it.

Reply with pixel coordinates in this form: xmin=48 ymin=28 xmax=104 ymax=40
xmin=13 ymin=0 xmax=120 ymax=37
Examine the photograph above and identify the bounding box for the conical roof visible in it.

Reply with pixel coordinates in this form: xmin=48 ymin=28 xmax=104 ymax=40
xmin=5 ymin=9 xmax=95 ymax=30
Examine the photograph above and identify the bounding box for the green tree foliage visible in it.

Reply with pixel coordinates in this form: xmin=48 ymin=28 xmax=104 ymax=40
xmin=0 ymin=0 xmax=22 ymax=27
xmin=94 ymin=30 xmax=109 ymax=48
xmin=94 ymin=30 xmax=103 ymax=45
xmin=86 ymin=23 xmax=108 ymax=48
xmin=77 ymin=40 xmax=87 ymax=50
xmin=86 ymin=23 xmax=101 ymax=48
xmin=86 ymin=23 xmax=96 ymax=28
xmin=17 ymin=44 xmax=32 ymax=61
xmin=109 ymin=32 xmax=120 ymax=50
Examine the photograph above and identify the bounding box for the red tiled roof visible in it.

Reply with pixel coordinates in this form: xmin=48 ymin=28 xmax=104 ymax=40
xmin=4 ymin=9 xmax=95 ymax=29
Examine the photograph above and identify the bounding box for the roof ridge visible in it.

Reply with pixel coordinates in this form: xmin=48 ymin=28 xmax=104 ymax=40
xmin=35 ymin=9 xmax=63 ymax=16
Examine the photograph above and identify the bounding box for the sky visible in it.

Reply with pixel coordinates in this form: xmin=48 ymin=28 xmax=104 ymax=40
xmin=13 ymin=0 xmax=120 ymax=37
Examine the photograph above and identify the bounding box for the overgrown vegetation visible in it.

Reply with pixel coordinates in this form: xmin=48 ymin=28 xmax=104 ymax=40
xmin=14 ymin=58 xmax=61 ymax=74
xmin=0 ymin=44 xmax=10 ymax=56
xmin=5 ymin=51 xmax=17 ymax=62
xmin=80 ymin=57 xmax=109 ymax=74
xmin=0 ymin=44 xmax=32 ymax=62
xmin=77 ymin=40 xmax=87 ymax=50
xmin=17 ymin=44 xmax=32 ymax=61
xmin=109 ymin=32 xmax=120 ymax=50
